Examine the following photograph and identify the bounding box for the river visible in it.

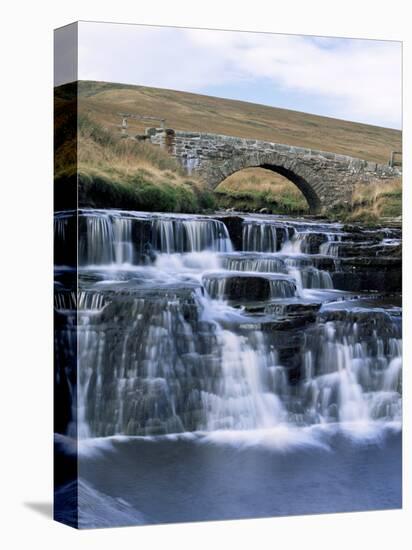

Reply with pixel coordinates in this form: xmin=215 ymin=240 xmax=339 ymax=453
xmin=54 ymin=209 xmax=402 ymax=528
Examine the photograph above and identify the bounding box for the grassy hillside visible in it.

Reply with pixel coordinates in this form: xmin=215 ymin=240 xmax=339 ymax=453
xmin=78 ymin=80 xmax=401 ymax=164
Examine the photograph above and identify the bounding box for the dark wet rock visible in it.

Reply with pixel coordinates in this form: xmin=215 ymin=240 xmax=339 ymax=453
xmin=54 ymin=212 xmax=77 ymax=267
xmin=298 ymin=233 xmax=329 ymax=254
xmin=54 ymin=267 xmax=77 ymax=291
xmin=340 ymin=232 xmax=374 ymax=243
xmin=377 ymin=243 xmax=402 ymax=257
xmin=286 ymin=256 xmax=336 ymax=271
xmin=220 ymin=300 xmax=321 ymax=334
xmin=331 ymin=256 xmax=401 ymax=292
xmin=222 ymin=303 xmax=320 ymax=332
xmin=130 ymin=218 xmax=156 ymax=262
xmin=342 ymin=224 xmax=401 ymax=240
xmin=318 ymin=308 xmax=401 ymax=341
xmin=264 ymin=300 xmax=321 ymax=318
xmin=337 ymin=257 xmax=401 ymax=271
xmin=331 ymin=271 xmax=401 ymax=292
xmin=328 ymin=241 xmax=401 ymax=258
xmin=203 ymin=273 xmax=296 ymax=302
xmin=215 ymin=216 xmax=244 ymax=250
xmin=108 ymin=290 xmax=199 ymax=323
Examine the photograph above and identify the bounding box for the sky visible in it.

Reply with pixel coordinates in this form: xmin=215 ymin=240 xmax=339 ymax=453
xmin=59 ymin=21 xmax=402 ymax=129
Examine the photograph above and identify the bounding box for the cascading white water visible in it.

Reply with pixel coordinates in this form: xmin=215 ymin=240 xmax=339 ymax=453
xmin=281 ymin=231 xmax=306 ymax=253
xmin=152 ymin=217 xmax=233 ymax=253
xmin=221 ymin=255 xmax=287 ymax=274
xmin=78 ymin=291 xmax=107 ymax=311
xmin=83 ymin=213 xmax=116 ymax=265
xmin=199 ymin=328 xmax=286 ymax=430
xmin=75 ymin=210 xmax=233 ymax=267
xmin=303 ymin=320 xmax=402 ymax=425
xmin=302 ymin=268 xmax=333 ymax=289
xmin=54 ymin=210 xmax=402 ymax=438
xmin=202 ymin=275 xmax=228 ymax=301
xmin=242 ymin=221 xmax=291 ymax=252
xmin=54 ymin=215 xmax=69 ymax=241
xmin=113 ymin=217 xmax=134 ymax=264
xmin=319 ymin=233 xmax=342 ymax=257
xmin=284 ymin=260 xmax=333 ymax=290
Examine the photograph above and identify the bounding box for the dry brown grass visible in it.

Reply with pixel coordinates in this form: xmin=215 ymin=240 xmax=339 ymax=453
xmin=76 ymin=115 xmax=186 ymax=180
xmin=78 ymin=134 xmax=188 ymax=188
xmin=56 ymin=112 xmax=214 ymax=212
xmin=217 ymin=168 xmax=307 ymax=199
xmin=78 ymin=115 xmax=205 ymax=188
xmin=348 ymin=178 xmax=402 ymax=222
xmin=215 ymin=167 xmax=309 ymax=214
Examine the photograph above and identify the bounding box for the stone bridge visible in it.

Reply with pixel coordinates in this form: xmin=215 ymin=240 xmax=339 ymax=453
xmin=146 ymin=128 xmax=401 ymax=213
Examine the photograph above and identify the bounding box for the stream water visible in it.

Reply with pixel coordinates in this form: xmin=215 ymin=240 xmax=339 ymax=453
xmin=54 ymin=209 xmax=402 ymax=528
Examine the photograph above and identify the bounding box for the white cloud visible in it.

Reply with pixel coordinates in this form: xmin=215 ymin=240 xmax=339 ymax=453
xmin=76 ymin=22 xmax=401 ymax=128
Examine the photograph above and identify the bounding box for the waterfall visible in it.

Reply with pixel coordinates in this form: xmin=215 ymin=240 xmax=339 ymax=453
xmin=81 ymin=212 xmax=117 ymax=265
xmin=222 ymin=255 xmax=287 ymax=273
xmin=54 ymin=209 xmax=402 ymax=438
xmin=319 ymin=233 xmax=342 ymax=257
xmin=242 ymin=221 xmax=292 ymax=252
xmin=286 ymin=263 xmax=333 ymax=290
xmin=113 ymin=217 xmax=134 ymax=264
xmin=56 ymin=209 xmax=234 ymax=267
xmin=301 ymin=268 xmax=333 ymax=289
xmin=152 ymin=217 xmax=232 ymax=253
xmin=200 ymin=329 xmax=285 ymax=430
xmin=281 ymin=231 xmax=306 ymax=253
xmin=302 ymin=317 xmax=402 ymax=424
